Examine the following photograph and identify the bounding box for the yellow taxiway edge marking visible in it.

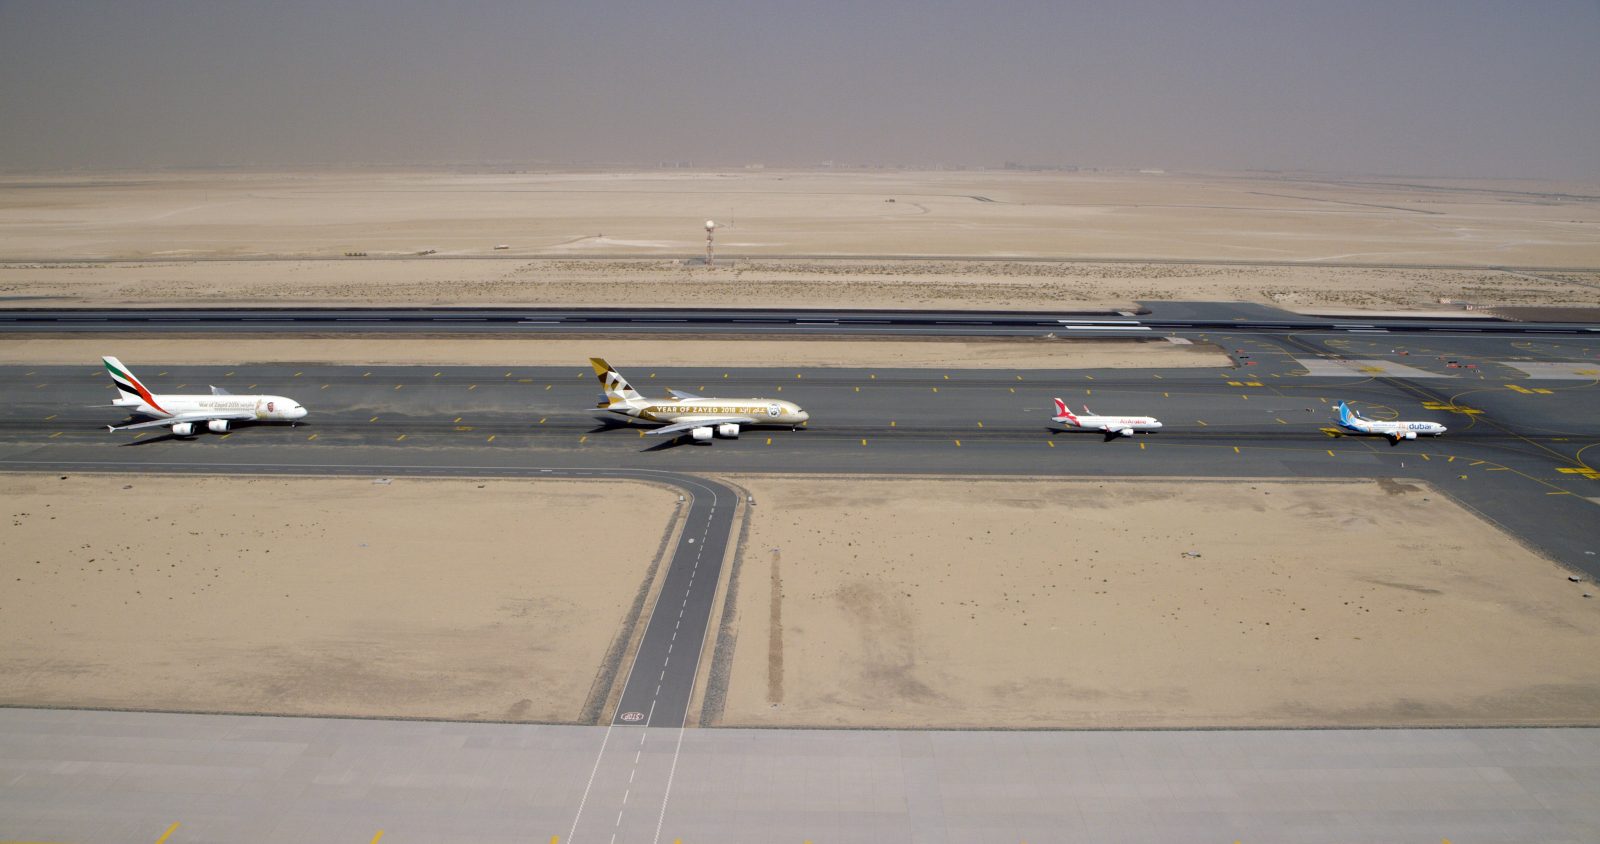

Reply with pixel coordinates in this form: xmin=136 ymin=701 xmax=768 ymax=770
xmin=371 ymin=832 xmax=385 ymax=844
xmin=765 ymin=437 xmax=772 ymax=445
xmin=505 ymin=371 xmax=513 ymax=378
xmin=861 ymin=438 xmax=867 ymax=446
xmin=954 ymin=439 xmax=962 ymax=447
xmin=1547 ymin=491 xmax=1573 ymax=495
xmin=1162 ymin=392 xmax=1169 ymax=398
xmin=1009 ymin=387 xmax=1015 ymax=393
xmin=133 ymin=432 xmax=146 ymax=439
xmin=370 ymin=416 xmax=379 ymax=422
xmin=1241 ymin=394 xmax=1248 ymax=400
xmin=1085 ymin=374 xmax=1094 ymax=380
xmin=777 ymin=385 xmax=783 ymax=391
xmin=363 ymin=371 xmax=371 ymax=377
xmin=487 ymin=435 xmax=496 ymax=442
xmin=396 ymin=434 xmax=406 ymax=442
xmin=932 ymin=387 xmax=938 ymax=393
xmin=1233 ymin=446 xmax=1241 ymax=454
xmin=1016 ymin=374 xmax=1023 ymax=380
xmin=1139 ymin=441 xmax=1145 ymax=450
xmin=943 ymin=374 xmax=950 ymax=380
xmin=44 ymin=414 xmax=56 ymax=420
xmin=1275 ymin=418 xmax=1287 ymax=424
xmin=1327 ymin=449 xmax=1335 ymax=457
xmin=539 ymin=417 xmax=546 ymax=424
xmin=1047 ymin=440 xmax=1054 ymax=447
xmin=1153 ymin=374 xmax=1163 ymax=379
xmin=158 ymin=371 xmax=167 ymax=376
xmin=1447 ymin=455 xmax=1456 ymax=463
xmin=545 ymin=384 xmax=552 ymax=390
xmin=1459 ymin=474 xmax=1468 ymax=480
xmin=321 ymin=384 xmax=330 ymax=390
xmin=35 ymin=383 xmax=47 ymax=389
xmin=468 ymin=384 xmax=477 ymax=390
xmin=869 ymin=373 xmax=877 ymax=379
xmin=176 ymin=384 xmax=187 ymax=389
xmin=293 ymin=371 xmax=302 ymax=377
xmin=650 ymin=372 xmax=656 ymax=378
xmin=49 ymin=432 xmax=63 ymax=438
xmin=639 ymin=430 xmax=646 ymax=438
xmin=854 ymin=386 xmax=860 ymax=392
xmin=247 ymin=384 xmax=257 ymax=389
xmin=1319 ymin=396 xmax=1327 ymax=403
xmin=454 ymin=417 xmax=462 ymax=423
xmin=1421 ymin=453 xmax=1430 ymax=460
xmin=977 ymin=421 xmax=984 ymax=428
xmin=1487 ymin=467 xmax=1510 ymax=471
xmin=394 ymin=384 xmax=403 ymax=390
xmin=579 ymin=435 xmax=587 ymax=444
xmin=155 ymin=822 xmax=180 ymax=844
xmin=724 ymin=373 xmax=729 ymax=378
xmin=1086 ymin=388 xmax=1092 ymax=395
xmin=433 ymin=372 xmax=441 ymax=377
xmin=797 ymin=373 xmax=803 ymax=378
xmin=226 ymin=371 xmax=236 ymax=376
xmin=1471 ymin=460 xmax=1485 ymax=465
xmin=890 ymin=420 xmax=896 ymax=427
xmin=307 ymin=433 xmax=317 ymax=441
xmin=1197 ymin=420 xmax=1207 ymax=426
xmin=219 ymin=433 xmax=230 ymax=440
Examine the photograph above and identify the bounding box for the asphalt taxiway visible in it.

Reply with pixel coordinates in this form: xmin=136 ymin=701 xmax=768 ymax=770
xmin=3 ymin=311 xmax=1599 ymax=842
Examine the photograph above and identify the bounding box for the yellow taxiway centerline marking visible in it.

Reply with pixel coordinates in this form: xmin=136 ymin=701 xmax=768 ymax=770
xmin=1139 ymin=442 xmax=1145 ymax=450
xmin=371 ymin=832 xmax=384 ymax=844
xmin=362 ymin=372 xmax=370 ymax=377
xmin=1448 ymin=456 xmax=1456 ymax=463
xmin=1275 ymin=418 xmax=1287 ymax=424
xmin=321 ymin=384 xmax=330 ymax=390
xmin=1047 ymin=440 xmax=1054 ymax=447
xmin=869 ymin=373 xmax=876 ymax=379
xmin=505 ymin=371 xmax=513 ymax=378
xmin=155 ymin=822 xmax=181 ymax=844
xmin=545 ymin=384 xmax=552 ymax=390
xmin=370 ymin=416 xmax=379 ymax=422
xmin=1086 ymin=388 xmax=1092 ymax=396
xmin=1197 ymin=420 xmax=1207 ymax=426
xmin=861 ymin=439 xmax=867 ymax=446
xmin=854 ymin=386 xmax=860 ymax=392
xmin=1233 ymin=446 xmax=1241 ymax=454
xmin=454 ymin=417 xmax=462 ymax=423
xmin=639 ymin=430 xmax=646 ymax=438
xmin=307 ymin=433 xmax=317 ymax=441
xmin=766 ymin=437 xmax=772 ymax=445
xmin=579 ymin=435 xmax=587 ymax=444
xmin=1327 ymin=449 xmax=1335 ymax=456
xmin=943 ymin=374 xmax=949 ymax=380
xmin=468 ymin=384 xmax=477 ymax=390
xmin=954 ymin=439 xmax=962 ymax=447
xmin=294 ymin=371 xmax=302 ymax=377
xmin=1016 ymin=374 xmax=1023 ymax=380
xmin=487 ymin=435 xmax=495 ymax=442
xmin=44 ymin=414 xmax=56 ymax=420
xmin=1471 ymin=460 xmax=1485 ymax=465
xmin=434 ymin=372 xmax=441 ymax=377
xmin=539 ymin=418 xmax=546 ymax=424
xmin=49 ymin=432 xmax=63 ymax=438
xmin=394 ymin=384 xmax=403 ymax=390
xmin=1547 ymin=491 xmax=1573 ymax=495
xmin=932 ymin=387 xmax=938 ymax=393
xmin=977 ymin=421 xmax=984 ymax=428
xmin=1421 ymin=453 xmax=1430 ymax=460
xmin=395 ymin=434 xmax=406 ymax=441
xmin=1009 ymin=387 xmax=1015 ymax=393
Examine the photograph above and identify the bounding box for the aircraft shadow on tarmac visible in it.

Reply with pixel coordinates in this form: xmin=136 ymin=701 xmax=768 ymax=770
xmin=1047 ymin=426 xmax=1146 ymax=443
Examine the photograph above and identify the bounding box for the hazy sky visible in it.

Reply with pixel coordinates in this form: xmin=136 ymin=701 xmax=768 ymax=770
xmin=2 ymin=1 xmax=1596 ymax=177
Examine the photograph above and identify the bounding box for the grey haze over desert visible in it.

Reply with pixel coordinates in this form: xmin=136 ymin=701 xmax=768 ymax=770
xmin=2 ymin=0 xmax=1598 ymax=177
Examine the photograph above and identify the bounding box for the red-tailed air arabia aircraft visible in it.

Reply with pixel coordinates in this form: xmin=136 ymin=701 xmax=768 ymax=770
xmin=1051 ymin=397 xmax=1162 ymax=437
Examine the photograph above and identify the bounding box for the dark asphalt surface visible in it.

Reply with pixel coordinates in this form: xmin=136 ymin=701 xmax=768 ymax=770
xmin=4 ymin=302 xmax=1599 ymax=337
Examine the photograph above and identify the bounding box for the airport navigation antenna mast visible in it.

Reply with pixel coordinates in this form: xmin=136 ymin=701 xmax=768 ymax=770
xmin=705 ymin=220 xmax=716 ymax=266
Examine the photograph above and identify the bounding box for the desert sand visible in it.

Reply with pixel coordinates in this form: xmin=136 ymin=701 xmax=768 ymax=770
xmin=0 ymin=473 xmax=679 ymax=722
xmin=2 ymin=169 xmax=1597 ymax=311
xmin=714 ymin=476 xmax=1600 ymax=729
xmin=0 ymin=336 xmax=1226 ymax=369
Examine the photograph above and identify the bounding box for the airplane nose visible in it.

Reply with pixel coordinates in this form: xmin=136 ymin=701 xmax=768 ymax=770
xmin=293 ymin=405 xmax=308 ymax=419
xmin=796 ymin=410 xmax=810 ymax=421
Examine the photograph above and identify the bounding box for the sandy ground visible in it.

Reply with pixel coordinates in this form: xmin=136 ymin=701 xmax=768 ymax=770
xmin=0 ymin=336 xmax=1225 ymax=369
xmin=0 ymin=473 xmax=678 ymax=722
xmin=2 ymin=170 xmax=1597 ymax=311
xmin=715 ymin=476 xmax=1600 ymax=729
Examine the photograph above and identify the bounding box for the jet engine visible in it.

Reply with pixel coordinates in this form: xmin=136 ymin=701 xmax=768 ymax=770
xmin=1403 ymin=431 xmax=1417 ymax=440
xmin=1117 ymin=427 xmax=1134 ymax=437
xmin=207 ymin=420 xmax=231 ymax=433
xmin=716 ymin=423 xmax=740 ymax=439
xmin=170 ymin=422 xmax=195 ymax=436
xmin=690 ymin=426 xmax=714 ymax=442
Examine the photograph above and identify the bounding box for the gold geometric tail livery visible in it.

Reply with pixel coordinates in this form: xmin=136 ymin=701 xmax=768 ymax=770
xmin=586 ymin=357 xmax=808 ymax=443
xmin=590 ymin=357 xmax=643 ymax=405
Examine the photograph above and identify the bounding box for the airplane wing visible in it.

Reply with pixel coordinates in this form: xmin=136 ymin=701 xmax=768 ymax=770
xmin=108 ymin=410 xmax=255 ymax=432
xmin=210 ymin=385 xmax=233 ymax=395
xmin=644 ymin=416 xmax=756 ymax=437
xmin=667 ymin=388 xmax=704 ymax=400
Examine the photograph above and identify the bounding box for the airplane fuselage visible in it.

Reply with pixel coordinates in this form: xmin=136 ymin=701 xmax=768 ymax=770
xmin=117 ymin=394 xmax=306 ymax=423
xmin=604 ymin=397 xmax=809 ymax=427
xmin=1053 ymin=414 xmax=1163 ymax=433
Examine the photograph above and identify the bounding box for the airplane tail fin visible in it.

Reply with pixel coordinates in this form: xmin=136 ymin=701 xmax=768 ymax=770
xmin=1052 ymin=397 xmax=1078 ymax=422
xmin=102 ymin=356 xmax=164 ymax=410
xmin=589 ymin=358 xmax=643 ymax=404
xmin=1336 ymin=401 xmax=1354 ymax=424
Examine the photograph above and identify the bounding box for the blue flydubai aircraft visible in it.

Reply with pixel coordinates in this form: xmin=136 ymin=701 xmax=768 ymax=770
xmin=1335 ymin=401 xmax=1445 ymax=442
